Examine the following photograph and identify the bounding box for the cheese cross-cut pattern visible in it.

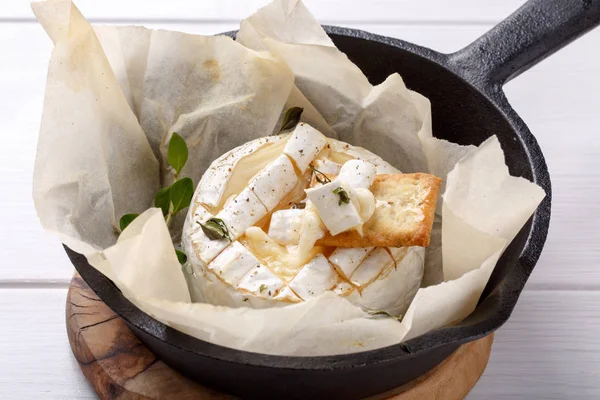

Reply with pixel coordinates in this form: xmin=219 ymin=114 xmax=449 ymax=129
xmin=329 ymin=247 xmax=374 ymax=279
xmin=184 ymin=124 xmax=433 ymax=314
xmin=208 ymin=241 xmax=260 ymax=287
xmin=268 ymin=209 xmax=304 ymax=245
xmin=284 ymin=123 xmax=328 ymax=173
xmin=333 ymin=281 xmax=355 ymax=297
xmin=350 ymin=248 xmax=394 ymax=287
xmin=312 ymin=158 xmax=342 ymax=175
xmin=237 ymin=264 xmax=286 ymax=298
xmin=217 ymin=187 xmax=268 ymax=238
xmin=189 ymin=206 xmax=231 ymax=265
xmin=197 ymin=136 xmax=286 ymax=208
xmin=288 ymin=254 xmax=338 ymax=300
xmin=249 ymin=154 xmax=298 ymax=211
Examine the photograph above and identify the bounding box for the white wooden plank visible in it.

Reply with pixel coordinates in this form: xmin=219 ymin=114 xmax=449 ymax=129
xmin=0 ymin=23 xmax=75 ymax=282
xmin=0 ymin=289 xmax=96 ymax=399
xmin=503 ymin=29 xmax=600 ymax=289
xmin=6 ymin=0 xmax=527 ymax=23
xmin=0 ymin=289 xmax=597 ymax=399
xmin=468 ymin=290 xmax=600 ymax=399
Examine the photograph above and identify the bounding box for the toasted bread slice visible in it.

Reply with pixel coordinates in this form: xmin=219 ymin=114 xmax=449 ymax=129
xmin=315 ymin=173 xmax=441 ymax=248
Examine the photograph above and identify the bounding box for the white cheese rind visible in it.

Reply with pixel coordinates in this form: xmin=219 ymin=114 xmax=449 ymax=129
xmin=196 ymin=136 xmax=284 ymax=207
xmin=289 ymin=254 xmax=337 ymax=300
xmin=189 ymin=230 xmax=230 ymax=266
xmin=356 ymin=247 xmax=425 ymax=315
xmin=350 ymin=248 xmax=394 ymax=287
xmin=188 ymin=206 xmax=231 ymax=265
xmin=388 ymin=247 xmax=409 ymax=263
xmin=184 ymin=262 xmax=249 ymax=306
xmin=237 ymin=265 xmax=286 ymax=298
xmin=283 ymin=123 xmax=328 ymax=173
xmin=249 ymin=154 xmax=298 ymax=211
xmin=312 ymin=158 xmax=342 ymax=175
xmin=268 ymin=209 xmax=304 ymax=244
xmin=208 ymin=241 xmax=261 ymax=286
xmin=338 ymin=160 xmax=377 ymax=189
xmin=216 ymin=187 xmax=268 ymax=238
xmin=329 ymin=247 xmax=374 ymax=279
xmin=333 ymin=281 xmax=355 ymax=297
xmin=305 ymin=180 xmax=362 ymax=236
xmin=274 ymin=286 xmax=302 ymax=303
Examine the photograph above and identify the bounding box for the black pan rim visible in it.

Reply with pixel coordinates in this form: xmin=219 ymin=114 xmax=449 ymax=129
xmin=67 ymin=25 xmax=552 ymax=372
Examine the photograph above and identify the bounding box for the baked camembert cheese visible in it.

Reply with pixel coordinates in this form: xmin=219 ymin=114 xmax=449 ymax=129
xmin=182 ymin=123 xmax=441 ymax=315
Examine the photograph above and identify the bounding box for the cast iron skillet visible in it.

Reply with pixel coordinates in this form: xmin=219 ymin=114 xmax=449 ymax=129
xmin=65 ymin=0 xmax=600 ymax=398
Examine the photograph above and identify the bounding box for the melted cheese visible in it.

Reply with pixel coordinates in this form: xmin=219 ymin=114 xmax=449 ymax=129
xmin=242 ymin=227 xmax=324 ymax=281
xmin=254 ymin=169 xmax=311 ymax=231
xmin=351 ymin=188 xmax=376 ymax=235
xmin=297 ymin=201 xmax=325 ymax=255
xmin=213 ymin=135 xmax=290 ymax=212
xmin=338 ymin=160 xmax=376 ymax=189
xmin=327 ymin=150 xmax=354 ymax=165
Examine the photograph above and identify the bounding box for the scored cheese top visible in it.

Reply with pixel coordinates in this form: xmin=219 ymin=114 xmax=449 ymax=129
xmin=182 ymin=123 xmax=426 ymax=315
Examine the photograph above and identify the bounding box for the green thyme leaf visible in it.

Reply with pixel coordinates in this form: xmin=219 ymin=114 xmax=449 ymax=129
xmin=309 ymin=165 xmax=331 ymax=184
xmin=175 ymin=250 xmax=187 ymax=264
xmin=199 ymin=218 xmax=231 ymax=241
xmin=167 ymin=132 xmax=188 ymax=175
xmin=170 ymin=177 xmax=194 ymax=214
xmin=367 ymin=309 xmax=403 ymax=322
xmin=278 ymin=107 xmax=304 ymax=133
xmin=154 ymin=186 xmax=172 ymax=217
xmin=259 ymin=284 xmax=267 ymax=293
xmin=119 ymin=213 xmax=139 ymax=231
xmin=333 ymin=186 xmax=350 ymax=205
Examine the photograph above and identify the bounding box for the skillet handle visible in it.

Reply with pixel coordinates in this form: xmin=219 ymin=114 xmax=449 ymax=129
xmin=448 ymin=0 xmax=600 ymax=89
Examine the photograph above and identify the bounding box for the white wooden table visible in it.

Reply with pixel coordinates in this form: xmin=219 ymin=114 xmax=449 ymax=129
xmin=1 ymin=0 xmax=599 ymax=398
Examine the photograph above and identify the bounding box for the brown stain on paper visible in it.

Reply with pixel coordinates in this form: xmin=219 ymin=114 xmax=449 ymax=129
xmin=203 ymin=59 xmax=222 ymax=83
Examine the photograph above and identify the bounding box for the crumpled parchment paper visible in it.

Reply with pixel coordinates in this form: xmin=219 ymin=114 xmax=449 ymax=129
xmin=31 ymin=0 xmax=546 ymax=355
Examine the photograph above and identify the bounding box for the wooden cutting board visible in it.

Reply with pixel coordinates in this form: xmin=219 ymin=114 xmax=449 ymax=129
xmin=66 ymin=273 xmax=494 ymax=400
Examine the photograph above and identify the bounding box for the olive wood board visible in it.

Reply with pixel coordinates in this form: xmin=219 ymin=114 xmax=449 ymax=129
xmin=66 ymin=273 xmax=493 ymax=399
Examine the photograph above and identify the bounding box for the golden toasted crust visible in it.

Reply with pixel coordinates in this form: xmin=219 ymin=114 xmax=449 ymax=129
xmin=315 ymin=173 xmax=441 ymax=248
